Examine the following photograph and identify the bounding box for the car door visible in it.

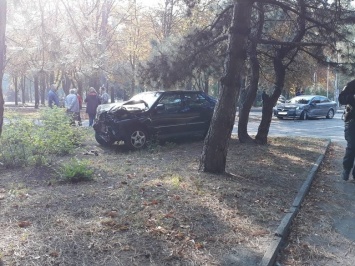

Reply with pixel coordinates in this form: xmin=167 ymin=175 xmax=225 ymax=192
xmin=149 ymin=92 xmax=188 ymax=138
xmin=309 ymin=96 xmax=321 ymax=117
xmin=182 ymin=92 xmax=215 ymax=134
xmin=318 ymin=96 xmax=331 ymax=116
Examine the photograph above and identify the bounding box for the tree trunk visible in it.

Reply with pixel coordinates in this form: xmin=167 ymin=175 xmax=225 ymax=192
xmin=238 ymin=2 xmax=264 ymax=143
xmin=238 ymin=52 xmax=259 ymax=143
xmin=255 ymin=56 xmax=285 ymax=144
xmin=21 ymin=76 xmax=26 ymax=104
xmin=199 ymin=0 xmax=253 ymax=174
xmin=110 ymin=86 xmax=114 ymax=103
xmin=34 ymin=75 xmax=39 ymax=109
xmin=40 ymin=72 xmax=46 ymax=105
xmin=0 ymin=0 xmax=6 ymax=137
xmin=14 ymin=76 xmax=18 ymax=106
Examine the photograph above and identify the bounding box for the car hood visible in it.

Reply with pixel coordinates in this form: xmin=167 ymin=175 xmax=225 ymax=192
xmin=96 ymin=99 xmax=148 ymax=115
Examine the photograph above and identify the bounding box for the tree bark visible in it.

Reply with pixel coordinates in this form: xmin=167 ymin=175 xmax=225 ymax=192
xmin=0 ymin=0 xmax=7 ymax=137
xmin=199 ymin=0 xmax=253 ymax=174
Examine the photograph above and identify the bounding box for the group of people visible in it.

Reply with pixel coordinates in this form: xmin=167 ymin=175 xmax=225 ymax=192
xmin=47 ymin=84 xmax=110 ymax=126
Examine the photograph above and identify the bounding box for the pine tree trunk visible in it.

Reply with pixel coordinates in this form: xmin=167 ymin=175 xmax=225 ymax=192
xmin=199 ymin=0 xmax=253 ymax=174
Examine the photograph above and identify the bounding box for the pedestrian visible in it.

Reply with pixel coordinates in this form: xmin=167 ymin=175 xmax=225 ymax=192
xmin=85 ymin=87 xmax=101 ymax=126
xmin=100 ymin=86 xmax=110 ymax=104
xmin=75 ymin=89 xmax=83 ymax=126
xmin=338 ymin=79 xmax=355 ymax=181
xmin=48 ymin=84 xmax=60 ymax=108
xmin=65 ymin=89 xmax=80 ymax=126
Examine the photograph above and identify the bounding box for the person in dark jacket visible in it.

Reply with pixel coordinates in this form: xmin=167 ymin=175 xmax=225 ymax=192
xmin=85 ymin=87 xmax=101 ymax=126
xmin=47 ymin=84 xmax=60 ymax=108
xmin=338 ymin=79 xmax=355 ymax=181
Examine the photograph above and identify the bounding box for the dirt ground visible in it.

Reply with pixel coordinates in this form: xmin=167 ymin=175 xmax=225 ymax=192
xmin=0 ymin=130 xmax=329 ymax=266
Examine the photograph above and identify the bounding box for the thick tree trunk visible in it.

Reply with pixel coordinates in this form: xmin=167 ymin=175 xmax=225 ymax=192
xmin=199 ymin=0 xmax=253 ymax=174
xmin=0 ymin=0 xmax=6 ymax=137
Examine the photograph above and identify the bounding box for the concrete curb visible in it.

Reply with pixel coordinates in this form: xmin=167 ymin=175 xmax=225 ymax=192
xmin=259 ymin=139 xmax=332 ymax=266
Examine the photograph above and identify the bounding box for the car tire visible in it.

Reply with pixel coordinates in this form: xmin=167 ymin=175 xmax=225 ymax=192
xmin=300 ymin=111 xmax=308 ymax=120
xmin=95 ymin=132 xmax=115 ymax=146
xmin=125 ymin=128 xmax=148 ymax=150
xmin=277 ymin=116 xmax=284 ymax=120
xmin=326 ymin=109 xmax=334 ymax=119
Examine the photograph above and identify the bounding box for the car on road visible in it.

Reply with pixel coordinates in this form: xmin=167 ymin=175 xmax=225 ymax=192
xmin=93 ymin=90 xmax=216 ymax=149
xmin=273 ymin=95 xmax=337 ymax=120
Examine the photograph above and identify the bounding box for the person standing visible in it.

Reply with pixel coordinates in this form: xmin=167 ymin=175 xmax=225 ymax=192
xmin=65 ymin=89 xmax=80 ymax=126
xmin=48 ymin=84 xmax=59 ymax=108
xmin=100 ymin=86 xmax=110 ymax=104
xmin=85 ymin=87 xmax=101 ymax=126
xmin=338 ymin=79 xmax=355 ymax=181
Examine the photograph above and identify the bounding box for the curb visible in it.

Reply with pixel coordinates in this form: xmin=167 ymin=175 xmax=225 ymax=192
xmin=259 ymin=139 xmax=332 ymax=266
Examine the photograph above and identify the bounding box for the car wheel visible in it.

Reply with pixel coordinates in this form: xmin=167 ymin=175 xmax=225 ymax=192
xmin=326 ymin=109 xmax=334 ymax=119
xmin=125 ymin=128 xmax=148 ymax=150
xmin=300 ymin=111 xmax=308 ymax=120
xmin=95 ymin=132 xmax=115 ymax=146
xmin=277 ymin=116 xmax=284 ymax=120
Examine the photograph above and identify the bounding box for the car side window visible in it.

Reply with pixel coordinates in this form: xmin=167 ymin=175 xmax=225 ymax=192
xmin=183 ymin=93 xmax=209 ymax=108
xmin=320 ymin=97 xmax=329 ymax=103
xmin=312 ymin=97 xmax=321 ymax=104
xmin=157 ymin=94 xmax=182 ymax=113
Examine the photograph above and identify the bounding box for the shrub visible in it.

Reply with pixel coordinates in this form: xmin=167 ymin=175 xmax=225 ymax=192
xmin=0 ymin=108 xmax=82 ymax=168
xmin=59 ymin=158 xmax=94 ymax=183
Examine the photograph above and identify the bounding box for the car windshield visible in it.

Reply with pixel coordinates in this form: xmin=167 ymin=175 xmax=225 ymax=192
xmin=129 ymin=91 xmax=162 ymax=108
xmin=288 ymin=96 xmax=313 ymax=104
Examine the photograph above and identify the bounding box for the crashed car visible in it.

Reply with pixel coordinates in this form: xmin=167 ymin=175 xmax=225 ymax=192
xmin=93 ymin=90 xmax=216 ymax=149
xmin=273 ymin=95 xmax=337 ymax=120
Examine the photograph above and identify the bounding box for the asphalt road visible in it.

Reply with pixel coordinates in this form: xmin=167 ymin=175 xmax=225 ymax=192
xmin=233 ymin=110 xmax=346 ymax=144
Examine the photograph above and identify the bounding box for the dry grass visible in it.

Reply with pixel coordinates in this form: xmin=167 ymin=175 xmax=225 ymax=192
xmin=0 ymin=127 xmax=329 ymax=265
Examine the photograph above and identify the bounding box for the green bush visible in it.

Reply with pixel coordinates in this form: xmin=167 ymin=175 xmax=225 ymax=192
xmin=0 ymin=108 xmax=82 ymax=168
xmin=59 ymin=158 xmax=94 ymax=183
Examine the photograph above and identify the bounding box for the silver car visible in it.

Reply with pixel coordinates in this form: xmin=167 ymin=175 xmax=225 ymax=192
xmin=274 ymin=95 xmax=337 ymax=120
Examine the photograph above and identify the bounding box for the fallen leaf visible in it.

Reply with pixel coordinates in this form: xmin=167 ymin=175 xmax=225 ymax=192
xmin=18 ymin=221 xmax=32 ymax=228
xmin=49 ymin=251 xmax=59 ymax=257
xmin=251 ymin=229 xmax=269 ymax=237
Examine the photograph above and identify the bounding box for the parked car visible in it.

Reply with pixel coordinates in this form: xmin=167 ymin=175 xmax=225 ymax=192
xmin=273 ymin=95 xmax=337 ymax=120
xmin=93 ymin=90 xmax=217 ymax=149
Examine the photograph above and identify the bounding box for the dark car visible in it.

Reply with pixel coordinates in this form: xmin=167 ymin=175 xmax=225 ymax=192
xmin=93 ymin=90 xmax=216 ymax=149
xmin=273 ymin=95 xmax=337 ymax=120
